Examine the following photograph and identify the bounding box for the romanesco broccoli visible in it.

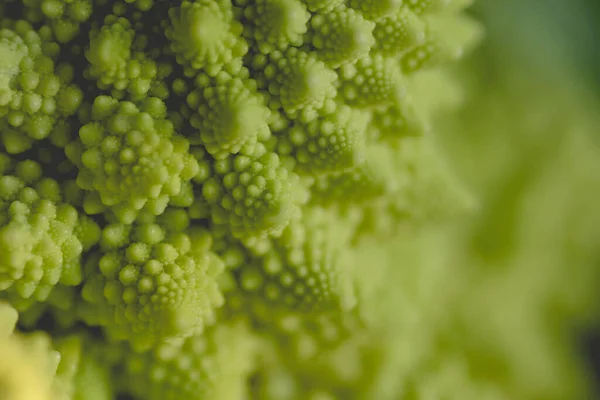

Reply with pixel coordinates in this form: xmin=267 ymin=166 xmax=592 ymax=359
xmin=1 ymin=0 xmax=598 ymax=399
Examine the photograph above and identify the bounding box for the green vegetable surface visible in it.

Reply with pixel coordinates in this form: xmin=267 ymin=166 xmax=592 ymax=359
xmin=1 ymin=0 xmax=599 ymax=399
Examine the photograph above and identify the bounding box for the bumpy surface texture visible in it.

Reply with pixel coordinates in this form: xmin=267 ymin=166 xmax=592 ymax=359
xmin=1 ymin=0 xmax=599 ymax=399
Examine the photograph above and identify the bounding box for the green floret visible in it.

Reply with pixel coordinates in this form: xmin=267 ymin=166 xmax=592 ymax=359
xmin=218 ymin=247 xmax=358 ymax=366
xmin=249 ymin=47 xmax=338 ymax=123
xmin=0 ymin=20 xmax=82 ymax=153
xmin=401 ymin=12 xmax=482 ymax=73
xmin=308 ymin=6 xmax=375 ymax=68
xmin=0 ymin=300 xmax=18 ymax=336
xmin=119 ymin=322 xmax=256 ymax=400
xmin=370 ymin=91 xmax=425 ymax=142
xmin=74 ymin=214 xmax=102 ymax=251
xmin=347 ymin=0 xmax=403 ymax=21
xmin=264 ymin=211 xmax=353 ymax=310
xmin=186 ymin=71 xmax=271 ymax=159
xmin=357 ymin=138 xmax=472 ymax=238
xmin=79 ymin=209 xmax=224 ymax=351
xmin=0 ymin=155 xmax=99 ymax=309
xmin=51 ymin=335 xmax=82 ymax=400
xmin=85 ymin=15 xmax=157 ymax=100
xmin=0 ymin=26 xmax=28 ymax=91
xmin=337 ymin=53 xmax=403 ymax=108
xmin=238 ymin=0 xmax=310 ymax=54
xmin=217 ymin=208 xmax=354 ymax=313
xmin=197 ymin=145 xmax=297 ymax=238
xmin=65 ymin=96 xmax=199 ymax=223
xmin=310 ymin=143 xmax=397 ymax=207
xmin=302 ymin=0 xmax=343 ymax=12
xmin=372 ymin=6 xmax=427 ymax=56
xmin=276 ymin=105 xmax=368 ymax=175
xmin=310 ymin=163 xmax=385 ymax=207
xmin=21 ymin=0 xmax=93 ymax=43
xmin=71 ymin=342 xmax=114 ymax=400
xmin=166 ymin=0 xmax=248 ymax=76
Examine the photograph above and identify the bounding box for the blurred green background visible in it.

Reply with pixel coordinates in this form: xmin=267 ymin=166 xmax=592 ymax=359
xmin=475 ymin=1 xmax=600 ymax=83
xmin=466 ymin=0 xmax=600 ymax=394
